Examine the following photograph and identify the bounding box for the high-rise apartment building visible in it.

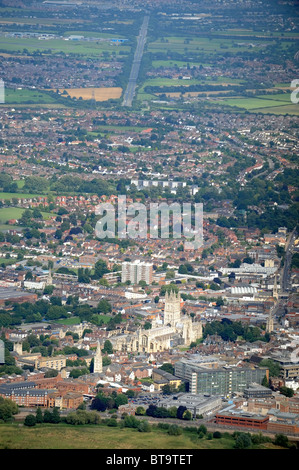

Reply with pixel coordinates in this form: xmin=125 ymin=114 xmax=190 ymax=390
xmin=121 ymin=260 xmax=153 ymax=285
xmin=175 ymin=357 xmax=268 ymax=397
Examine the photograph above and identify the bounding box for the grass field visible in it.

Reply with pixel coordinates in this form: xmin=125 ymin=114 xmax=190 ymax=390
xmin=55 ymin=317 xmax=81 ymax=326
xmin=0 ymin=36 xmax=130 ymax=58
xmin=0 ymin=257 xmax=15 ymax=265
xmin=256 ymin=93 xmax=291 ymax=102
xmin=60 ymin=87 xmax=123 ymax=102
xmin=213 ymin=97 xmax=291 ymax=109
xmin=212 ymin=94 xmax=298 ymax=114
xmin=0 ymin=192 xmax=45 ymax=200
xmin=3 ymin=88 xmax=57 ymax=105
xmin=137 ymin=76 xmax=245 ymax=103
xmin=147 ymin=36 xmax=270 ymax=55
xmin=55 ymin=315 xmax=111 ymax=326
xmin=0 ymin=207 xmax=52 ymax=224
xmin=0 ymin=423 xmax=281 ymax=450
xmin=251 ymin=104 xmax=299 ymax=115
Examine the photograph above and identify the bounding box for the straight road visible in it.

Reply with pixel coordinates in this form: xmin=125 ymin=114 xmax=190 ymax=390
xmin=122 ymin=15 xmax=149 ymax=107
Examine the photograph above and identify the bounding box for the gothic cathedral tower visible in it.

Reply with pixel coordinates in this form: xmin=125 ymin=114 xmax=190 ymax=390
xmin=163 ymin=290 xmax=181 ymax=326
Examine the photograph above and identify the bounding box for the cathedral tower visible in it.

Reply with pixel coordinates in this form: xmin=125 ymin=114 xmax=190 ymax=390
xmin=163 ymin=290 xmax=181 ymax=326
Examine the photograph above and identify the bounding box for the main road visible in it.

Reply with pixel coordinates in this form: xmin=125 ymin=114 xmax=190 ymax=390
xmin=122 ymin=15 xmax=149 ymax=107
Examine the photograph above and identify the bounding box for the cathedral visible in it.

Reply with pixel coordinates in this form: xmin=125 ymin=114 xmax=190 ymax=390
xmin=109 ymin=290 xmax=202 ymax=354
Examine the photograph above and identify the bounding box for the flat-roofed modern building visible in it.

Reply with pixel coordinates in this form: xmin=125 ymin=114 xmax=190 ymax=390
xmin=158 ymin=392 xmax=222 ymax=418
xmin=175 ymin=357 xmax=269 ymax=397
xmin=215 ymin=405 xmax=269 ymax=430
xmin=243 ymin=383 xmax=273 ymax=399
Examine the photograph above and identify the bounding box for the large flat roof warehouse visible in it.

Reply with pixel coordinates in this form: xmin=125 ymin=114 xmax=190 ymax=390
xmin=157 ymin=392 xmax=222 ymax=418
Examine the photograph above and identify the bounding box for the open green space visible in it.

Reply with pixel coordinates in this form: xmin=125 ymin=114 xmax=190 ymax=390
xmin=213 ymin=95 xmax=299 ymax=115
xmin=256 ymin=93 xmax=290 ymax=102
xmin=217 ymin=97 xmax=289 ymax=109
xmin=3 ymin=88 xmax=57 ymax=105
xmin=0 ymin=192 xmax=45 ymax=200
xmin=0 ymin=224 xmax=19 ymax=231
xmin=0 ymin=207 xmax=52 ymax=224
xmin=0 ymin=36 xmax=130 ymax=58
xmin=250 ymin=104 xmax=299 ymax=116
xmin=148 ymin=36 xmax=270 ymax=54
xmin=0 ymin=423 xmax=280 ymax=449
xmin=55 ymin=317 xmax=81 ymax=326
xmin=141 ymin=78 xmax=203 ymax=87
xmin=56 ymin=315 xmax=111 ymax=326
xmin=0 ymin=257 xmax=15 ymax=265
xmin=209 ymin=29 xmax=299 ymax=39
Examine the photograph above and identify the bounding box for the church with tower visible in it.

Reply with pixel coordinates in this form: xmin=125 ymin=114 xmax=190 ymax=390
xmin=109 ymin=290 xmax=202 ymax=354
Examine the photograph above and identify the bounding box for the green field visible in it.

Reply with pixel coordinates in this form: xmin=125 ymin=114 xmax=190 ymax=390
xmin=211 ymin=93 xmax=298 ymax=114
xmin=0 ymin=192 xmax=45 ymax=200
xmin=148 ymin=36 xmax=270 ymax=54
xmin=213 ymin=97 xmax=290 ymax=109
xmin=0 ymin=207 xmax=52 ymax=224
xmin=0 ymin=36 xmax=130 ymax=58
xmin=55 ymin=315 xmax=111 ymax=326
xmin=256 ymin=93 xmax=291 ymax=102
xmin=3 ymin=88 xmax=57 ymax=105
xmin=55 ymin=317 xmax=81 ymax=326
xmin=0 ymin=423 xmax=280 ymax=449
xmin=0 ymin=257 xmax=15 ymax=265
xmin=251 ymin=105 xmax=299 ymax=116
xmin=209 ymin=29 xmax=299 ymax=39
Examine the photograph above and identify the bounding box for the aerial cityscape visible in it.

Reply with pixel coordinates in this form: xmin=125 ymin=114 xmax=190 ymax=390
xmin=0 ymin=0 xmax=298 ymax=454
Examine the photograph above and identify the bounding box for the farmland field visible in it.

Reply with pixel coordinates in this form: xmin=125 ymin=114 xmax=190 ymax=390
xmin=147 ymin=36 xmax=270 ymax=54
xmin=60 ymin=87 xmax=123 ymax=102
xmin=251 ymin=104 xmax=299 ymax=116
xmin=0 ymin=36 xmax=130 ymax=58
xmin=211 ymin=94 xmax=298 ymax=114
xmin=212 ymin=97 xmax=291 ymax=109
